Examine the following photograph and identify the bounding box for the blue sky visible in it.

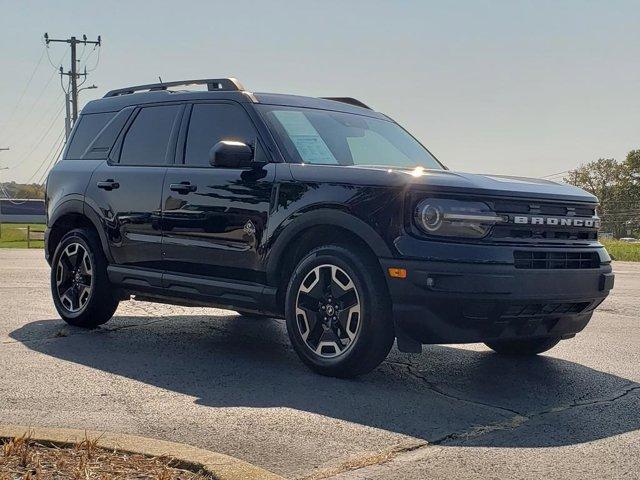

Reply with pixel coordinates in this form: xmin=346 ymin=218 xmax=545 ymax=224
xmin=0 ymin=0 xmax=638 ymax=183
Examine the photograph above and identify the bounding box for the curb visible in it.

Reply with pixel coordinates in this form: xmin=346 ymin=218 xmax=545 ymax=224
xmin=0 ymin=424 xmax=285 ymax=480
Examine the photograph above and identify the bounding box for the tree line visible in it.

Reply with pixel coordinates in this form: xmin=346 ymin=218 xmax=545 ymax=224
xmin=0 ymin=182 xmax=46 ymax=200
xmin=565 ymin=149 xmax=640 ymax=238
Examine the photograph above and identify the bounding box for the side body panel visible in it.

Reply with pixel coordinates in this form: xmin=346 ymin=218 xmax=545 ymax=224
xmin=162 ymin=164 xmax=276 ymax=281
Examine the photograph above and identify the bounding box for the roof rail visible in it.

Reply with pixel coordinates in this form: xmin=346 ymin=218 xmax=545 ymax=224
xmin=321 ymin=97 xmax=371 ymax=110
xmin=103 ymin=78 xmax=245 ymax=98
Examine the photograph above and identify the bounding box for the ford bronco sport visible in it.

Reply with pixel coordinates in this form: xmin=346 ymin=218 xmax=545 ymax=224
xmin=45 ymin=78 xmax=614 ymax=377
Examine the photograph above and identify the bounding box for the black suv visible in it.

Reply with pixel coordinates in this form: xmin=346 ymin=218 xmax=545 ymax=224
xmin=45 ymin=78 xmax=614 ymax=377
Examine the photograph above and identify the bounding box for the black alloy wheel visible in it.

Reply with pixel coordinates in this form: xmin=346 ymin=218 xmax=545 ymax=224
xmin=295 ymin=263 xmax=362 ymax=359
xmin=55 ymin=242 xmax=93 ymax=314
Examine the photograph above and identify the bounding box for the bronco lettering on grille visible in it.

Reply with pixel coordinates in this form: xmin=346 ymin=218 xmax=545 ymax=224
xmin=513 ymin=216 xmax=601 ymax=228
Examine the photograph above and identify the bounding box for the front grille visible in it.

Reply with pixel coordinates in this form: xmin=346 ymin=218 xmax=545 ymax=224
xmin=514 ymin=250 xmax=600 ymax=269
xmin=487 ymin=199 xmax=599 ymax=245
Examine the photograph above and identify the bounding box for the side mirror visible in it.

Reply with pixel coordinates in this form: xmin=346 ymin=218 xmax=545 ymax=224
xmin=209 ymin=140 xmax=254 ymax=168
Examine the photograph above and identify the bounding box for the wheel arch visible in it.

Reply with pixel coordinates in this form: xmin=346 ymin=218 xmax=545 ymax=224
xmin=265 ymin=208 xmax=392 ymax=311
xmin=47 ymin=200 xmax=112 ymax=264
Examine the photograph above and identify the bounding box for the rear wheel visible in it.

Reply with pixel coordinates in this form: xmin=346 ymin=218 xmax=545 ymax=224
xmin=51 ymin=228 xmax=119 ymax=328
xmin=485 ymin=337 xmax=561 ymax=355
xmin=285 ymin=244 xmax=394 ymax=378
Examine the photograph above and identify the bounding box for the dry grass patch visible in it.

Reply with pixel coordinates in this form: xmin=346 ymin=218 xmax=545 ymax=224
xmin=1 ymin=433 xmax=212 ymax=480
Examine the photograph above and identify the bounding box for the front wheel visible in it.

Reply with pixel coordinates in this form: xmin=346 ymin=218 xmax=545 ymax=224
xmin=51 ymin=228 xmax=119 ymax=328
xmin=285 ymin=245 xmax=394 ymax=378
xmin=485 ymin=337 xmax=561 ymax=355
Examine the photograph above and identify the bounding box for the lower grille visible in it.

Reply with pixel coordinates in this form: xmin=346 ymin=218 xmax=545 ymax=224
xmin=464 ymin=301 xmax=593 ymax=320
xmin=514 ymin=250 xmax=600 ymax=269
xmin=501 ymin=302 xmax=591 ymax=318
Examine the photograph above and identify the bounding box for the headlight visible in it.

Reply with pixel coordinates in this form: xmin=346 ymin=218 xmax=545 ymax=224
xmin=414 ymin=198 xmax=505 ymax=238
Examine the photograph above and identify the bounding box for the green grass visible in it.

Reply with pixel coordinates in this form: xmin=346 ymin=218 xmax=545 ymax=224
xmin=601 ymin=239 xmax=640 ymax=262
xmin=0 ymin=223 xmax=45 ymax=248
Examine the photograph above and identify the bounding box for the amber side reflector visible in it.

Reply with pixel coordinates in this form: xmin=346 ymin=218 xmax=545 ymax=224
xmin=388 ymin=268 xmax=407 ymax=279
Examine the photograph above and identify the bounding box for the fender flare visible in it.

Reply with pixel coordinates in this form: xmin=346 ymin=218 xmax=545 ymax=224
xmin=47 ymin=199 xmax=114 ymax=263
xmin=265 ymin=207 xmax=392 ymax=285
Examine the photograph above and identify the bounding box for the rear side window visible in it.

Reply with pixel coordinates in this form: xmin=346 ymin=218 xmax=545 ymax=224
xmin=119 ymin=105 xmax=181 ymax=165
xmin=65 ymin=112 xmax=115 ymax=159
xmin=184 ymin=103 xmax=257 ymax=166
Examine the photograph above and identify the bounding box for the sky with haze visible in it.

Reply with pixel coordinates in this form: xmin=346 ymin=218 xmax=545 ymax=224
xmin=0 ymin=0 xmax=638 ymax=183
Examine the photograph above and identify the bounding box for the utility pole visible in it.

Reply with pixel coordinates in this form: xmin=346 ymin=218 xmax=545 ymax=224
xmin=44 ymin=33 xmax=101 ymax=123
xmin=0 ymin=149 xmax=8 ymax=238
xmin=64 ymin=92 xmax=71 ymax=140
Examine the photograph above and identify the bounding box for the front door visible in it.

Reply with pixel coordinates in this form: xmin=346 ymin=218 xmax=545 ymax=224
xmin=161 ymin=102 xmax=275 ymax=283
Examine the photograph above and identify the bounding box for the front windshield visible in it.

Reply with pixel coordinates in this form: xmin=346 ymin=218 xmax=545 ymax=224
xmin=257 ymin=105 xmax=443 ymax=170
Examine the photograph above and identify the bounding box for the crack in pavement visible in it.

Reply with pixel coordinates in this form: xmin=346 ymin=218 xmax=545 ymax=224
xmin=297 ymin=440 xmax=428 ymax=480
xmin=429 ymin=382 xmax=640 ymax=446
xmin=386 ymin=360 xmax=523 ymax=418
xmin=2 ymin=318 xmax=170 ymax=346
xmin=316 ymin=360 xmax=640 ymax=479
xmin=388 ymin=359 xmax=640 ymax=426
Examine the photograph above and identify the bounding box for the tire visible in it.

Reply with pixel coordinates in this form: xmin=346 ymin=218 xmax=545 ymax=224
xmin=285 ymin=244 xmax=394 ymax=378
xmin=485 ymin=337 xmax=562 ymax=355
xmin=50 ymin=228 xmax=119 ymax=328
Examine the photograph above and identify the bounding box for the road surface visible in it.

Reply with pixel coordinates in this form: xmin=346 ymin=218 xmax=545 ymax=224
xmin=0 ymin=249 xmax=638 ymax=479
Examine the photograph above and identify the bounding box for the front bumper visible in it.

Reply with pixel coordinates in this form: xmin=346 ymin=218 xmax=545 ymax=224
xmin=380 ymin=242 xmax=614 ymax=345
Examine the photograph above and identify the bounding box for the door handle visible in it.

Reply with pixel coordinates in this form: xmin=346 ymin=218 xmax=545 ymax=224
xmin=97 ymin=180 xmax=119 ymax=191
xmin=169 ymin=182 xmax=197 ymax=194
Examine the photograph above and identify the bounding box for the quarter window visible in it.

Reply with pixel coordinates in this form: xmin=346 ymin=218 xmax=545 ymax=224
xmin=119 ymin=105 xmax=181 ymax=165
xmin=65 ymin=112 xmax=115 ymax=159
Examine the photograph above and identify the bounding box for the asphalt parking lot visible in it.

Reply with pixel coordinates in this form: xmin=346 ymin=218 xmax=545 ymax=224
xmin=0 ymin=249 xmax=638 ymax=479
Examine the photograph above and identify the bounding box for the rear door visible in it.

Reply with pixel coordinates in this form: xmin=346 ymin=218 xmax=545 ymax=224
xmin=161 ymin=101 xmax=275 ymax=282
xmin=86 ymin=103 xmax=183 ymax=272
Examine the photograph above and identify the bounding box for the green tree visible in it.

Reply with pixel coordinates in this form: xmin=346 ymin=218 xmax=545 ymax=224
xmin=565 ymin=152 xmax=639 ymax=238
xmin=0 ymin=182 xmax=45 ymax=199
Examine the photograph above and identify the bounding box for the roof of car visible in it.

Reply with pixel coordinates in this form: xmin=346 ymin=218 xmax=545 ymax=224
xmin=81 ymin=84 xmax=388 ymax=120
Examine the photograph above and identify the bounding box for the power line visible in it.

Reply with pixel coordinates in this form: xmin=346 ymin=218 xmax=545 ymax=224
xmin=541 ymin=170 xmax=571 ymax=179
xmin=31 ymin=129 xmax=66 ymax=185
xmin=9 ymin=102 xmax=64 ymax=170
xmin=85 ymin=44 xmax=102 ymax=73
xmin=0 ymin=49 xmax=47 ymax=143
xmin=7 ymin=49 xmax=67 ymax=142
xmin=27 ymin=127 xmax=65 ymax=183
xmin=36 ymin=132 xmax=66 ymax=185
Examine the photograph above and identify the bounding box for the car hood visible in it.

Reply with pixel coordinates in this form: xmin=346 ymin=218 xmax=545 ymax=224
xmin=288 ymin=164 xmax=598 ymax=204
